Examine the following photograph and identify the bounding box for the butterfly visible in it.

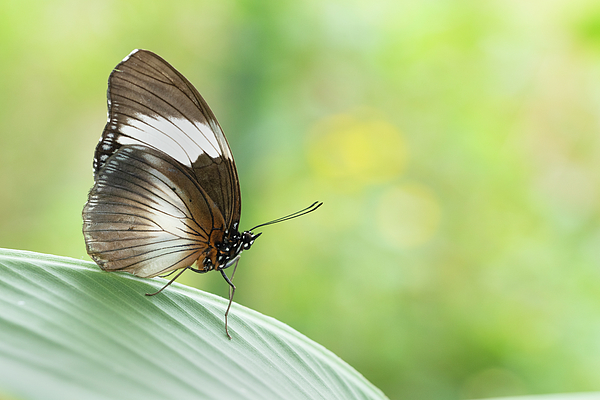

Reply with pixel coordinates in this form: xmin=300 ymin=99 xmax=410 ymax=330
xmin=82 ymin=49 xmax=321 ymax=338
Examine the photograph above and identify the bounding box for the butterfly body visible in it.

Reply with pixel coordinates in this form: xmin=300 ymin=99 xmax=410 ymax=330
xmin=83 ymin=49 xmax=320 ymax=338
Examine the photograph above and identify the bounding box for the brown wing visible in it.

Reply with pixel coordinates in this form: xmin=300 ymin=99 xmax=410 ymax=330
xmin=94 ymin=49 xmax=240 ymax=228
xmin=83 ymin=145 xmax=225 ymax=278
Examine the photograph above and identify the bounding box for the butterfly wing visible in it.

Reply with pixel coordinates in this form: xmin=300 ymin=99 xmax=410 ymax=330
xmin=83 ymin=145 xmax=226 ymax=278
xmin=83 ymin=49 xmax=240 ymax=277
xmin=94 ymin=49 xmax=240 ymax=227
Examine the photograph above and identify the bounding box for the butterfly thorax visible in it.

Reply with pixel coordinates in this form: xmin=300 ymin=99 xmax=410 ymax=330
xmin=201 ymin=225 xmax=260 ymax=272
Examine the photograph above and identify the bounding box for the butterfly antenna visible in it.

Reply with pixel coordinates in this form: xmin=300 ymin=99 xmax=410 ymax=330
xmin=249 ymin=201 xmax=323 ymax=231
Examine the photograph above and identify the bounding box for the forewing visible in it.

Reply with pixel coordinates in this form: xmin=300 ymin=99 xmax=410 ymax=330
xmin=94 ymin=49 xmax=240 ymax=226
xmin=83 ymin=145 xmax=225 ymax=278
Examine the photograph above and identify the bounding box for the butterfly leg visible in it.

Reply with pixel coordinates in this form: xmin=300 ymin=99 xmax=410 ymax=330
xmin=188 ymin=267 xmax=209 ymax=274
xmin=158 ymin=269 xmax=179 ymax=278
xmin=146 ymin=267 xmax=189 ymax=296
xmin=220 ymin=261 xmax=239 ymax=340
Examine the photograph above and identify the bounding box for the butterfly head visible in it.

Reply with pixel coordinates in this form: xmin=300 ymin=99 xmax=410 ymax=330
xmin=242 ymin=231 xmax=261 ymax=250
xmin=215 ymin=228 xmax=262 ymax=271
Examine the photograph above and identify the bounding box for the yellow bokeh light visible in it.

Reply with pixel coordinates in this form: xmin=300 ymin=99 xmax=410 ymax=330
xmin=308 ymin=111 xmax=408 ymax=189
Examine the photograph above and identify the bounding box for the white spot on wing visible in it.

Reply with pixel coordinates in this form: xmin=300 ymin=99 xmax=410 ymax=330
xmin=117 ymin=114 xmax=222 ymax=166
xmin=106 ymin=98 xmax=112 ymax=122
xmin=122 ymin=49 xmax=140 ymax=63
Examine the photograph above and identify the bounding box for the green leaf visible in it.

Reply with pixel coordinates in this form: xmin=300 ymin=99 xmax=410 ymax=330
xmin=477 ymin=396 xmax=600 ymax=400
xmin=0 ymin=249 xmax=387 ymax=400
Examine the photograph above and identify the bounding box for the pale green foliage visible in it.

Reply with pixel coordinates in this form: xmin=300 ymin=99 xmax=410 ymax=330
xmin=0 ymin=249 xmax=386 ymax=400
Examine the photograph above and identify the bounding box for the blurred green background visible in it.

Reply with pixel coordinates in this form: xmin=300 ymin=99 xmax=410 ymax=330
xmin=2 ymin=0 xmax=600 ymax=398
